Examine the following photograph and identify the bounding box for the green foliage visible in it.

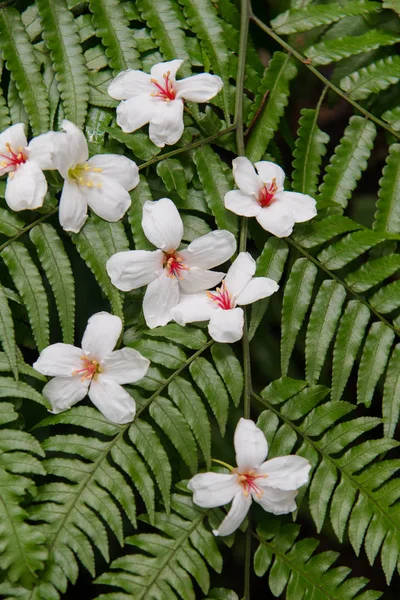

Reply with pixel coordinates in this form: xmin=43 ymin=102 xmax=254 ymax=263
xmin=292 ymin=107 xmax=329 ymax=196
xmin=340 ymin=55 xmax=400 ymax=101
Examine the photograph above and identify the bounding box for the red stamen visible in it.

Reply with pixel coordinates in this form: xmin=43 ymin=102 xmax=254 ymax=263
xmin=207 ymin=281 xmax=234 ymax=310
xmin=258 ymin=178 xmax=277 ymax=207
xmin=151 ymin=71 xmax=176 ymax=101
xmin=72 ymin=356 xmax=100 ymax=381
xmin=164 ymin=252 xmax=189 ymax=279
xmin=0 ymin=143 xmax=27 ymax=173
xmin=236 ymin=470 xmax=268 ymax=497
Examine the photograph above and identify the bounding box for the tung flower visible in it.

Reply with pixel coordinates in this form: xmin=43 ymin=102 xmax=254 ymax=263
xmin=171 ymin=252 xmax=279 ymax=343
xmin=224 ymin=157 xmax=317 ymax=237
xmin=33 ymin=312 xmax=150 ymax=424
xmin=48 ymin=120 xmax=139 ymax=233
xmin=106 ymin=198 xmax=237 ymax=328
xmin=0 ymin=123 xmax=56 ymax=211
xmin=108 ymin=59 xmax=223 ymax=147
xmin=188 ymin=418 xmax=311 ymax=536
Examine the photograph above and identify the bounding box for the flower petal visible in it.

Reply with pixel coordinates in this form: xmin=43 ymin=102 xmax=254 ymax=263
xmin=88 ymin=154 xmax=139 ymax=191
xmin=253 ymin=487 xmax=298 ymax=515
xmin=102 ymin=348 xmax=150 ymax=385
xmin=43 ymin=375 xmax=89 ymax=413
xmin=5 ymin=162 xmax=47 ymax=211
xmin=224 ymin=190 xmax=261 ymax=217
xmin=0 ymin=123 xmax=27 ymax=154
xmin=234 ymin=418 xmax=268 ymax=471
xmin=224 ymin=252 xmax=256 ymax=299
xmin=108 ymin=69 xmax=152 ymax=100
xmin=175 ymin=73 xmax=223 ymax=102
xmin=255 ymin=201 xmax=295 ymax=238
xmin=150 ymin=59 xmax=183 ymax=82
xmin=188 ymin=472 xmax=239 ymax=508
xmin=33 ymin=343 xmax=83 ymax=377
xmin=85 ymin=177 xmax=131 ymax=223
xmin=148 ymin=99 xmax=184 ymax=147
xmin=236 ymin=277 xmax=279 ymax=306
xmin=58 ymin=179 xmax=88 ymax=233
xmin=81 ymin=312 xmax=122 ymax=360
xmin=257 ymin=456 xmax=311 ymax=491
xmin=28 ymin=132 xmax=61 ymax=170
xmin=89 ymin=376 xmax=136 ymax=424
xmin=232 ymin=157 xmax=263 ymax=196
xmin=213 ymin=491 xmax=252 ymax=537
xmin=179 ymin=230 xmax=236 ymax=269
xmin=52 ymin=120 xmax=89 ymax=177
xmin=116 ymin=94 xmax=155 ymax=133
xmin=106 ymin=249 xmax=163 ymax=291
xmin=208 ymin=308 xmax=244 ymax=343
xmin=277 ymin=191 xmax=317 ymax=223
xmin=171 ymin=292 xmax=216 ymax=325
xmin=179 ymin=268 xmax=225 ymax=294
xmin=143 ymin=273 xmax=180 ymax=328
xmin=255 ymin=161 xmax=285 ymax=191
xmin=142 ymin=198 xmax=183 ymax=251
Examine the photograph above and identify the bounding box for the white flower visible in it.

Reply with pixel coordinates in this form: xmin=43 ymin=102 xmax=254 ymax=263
xmin=33 ymin=312 xmax=150 ymax=424
xmin=188 ymin=418 xmax=311 ymax=536
xmin=171 ymin=252 xmax=279 ymax=343
xmin=0 ymin=123 xmax=56 ymax=211
xmin=106 ymin=198 xmax=237 ymax=329
xmin=46 ymin=120 xmax=139 ymax=233
xmin=108 ymin=59 xmax=223 ymax=147
xmin=224 ymin=157 xmax=317 ymax=237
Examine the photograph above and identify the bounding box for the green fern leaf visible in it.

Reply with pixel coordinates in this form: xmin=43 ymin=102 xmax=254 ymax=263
xmin=373 ymin=143 xmax=400 ymax=233
xmin=107 ymin=126 xmax=161 ymax=160
xmin=1 ymin=242 xmax=49 ymax=351
xmin=246 ymin=52 xmax=298 ymax=162
xmin=317 ymin=230 xmax=386 ymax=270
xmin=0 ymin=59 xmax=11 ymax=130
xmin=357 ymin=322 xmax=395 ymax=407
xmin=369 ymin=280 xmax=400 ymax=314
xmin=211 ymin=344 xmax=243 ymax=408
xmin=30 ymin=223 xmax=75 ymax=345
xmin=0 ymin=284 xmax=18 ymax=380
xmin=340 ymin=54 xmax=400 ymax=101
xmin=190 ymin=357 xmax=230 ymax=435
xmin=293 ymin=215 xmax=362 ymax=248
xmin=0 ymin=377 xmax=47 ymax=406
xmin=157 ymin=158 xmax=188 ymax=200
xmin=130 ymin=338 xmax=187 ymax=369
xmin=382 ymin=106 xmax=400 ymax=132
xmin=128 ymin=175 xmax=155 ymax=250
xmin=345 ymin=254 xmax=400 ymax=292
xmin=89 ymin=0 xmax=141 ymax=73
xmin=292 ymin=108 xmax=329 ymax=196
xmin=382 ymin=344 xmax=400 ymax=438
xmin=305 ymin=30 xmax=400 ymax=66
xmin=36 ymin=0 xmax=89 ymax=128
xmin=145 ymin=324 xmax=208 ymax=350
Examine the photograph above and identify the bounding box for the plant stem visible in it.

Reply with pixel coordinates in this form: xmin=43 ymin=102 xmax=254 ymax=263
xmin=211 ymin=458 xmax=234 ymax=471
xmin=0 ymin=207 xmax=59 ymax=253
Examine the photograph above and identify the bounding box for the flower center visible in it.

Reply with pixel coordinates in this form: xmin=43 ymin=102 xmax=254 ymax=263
xmin=235 ymin=469 xmax=268 ymax=498
xmin=68 ymin=163 xmax=103 ymax=188
xmin=0 ymin=143 xmax=27 ymax=175
xmin=72 ymin=356 xmax=102 ymax=381
xmin=150 ymin=71 xmax=176 ymax=102
xmin=207 ymin=281 xmax=234 ymax=310
xmin=164 ymin=251 xmax=189 ymax=279
xmin=258 ymin=178 xmax=278 ymax=207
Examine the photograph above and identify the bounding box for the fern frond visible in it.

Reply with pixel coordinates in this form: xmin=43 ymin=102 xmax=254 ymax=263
xmin=340 ymin=55 xmax=400 ymax=101
xmin=382 ymin=106 xmax=400 ymax=132
xmin=189 ymin=356 xmax=230 ymax=435
xmin=382 ymin=344 xmax=400 ymax=438
xmin=292 ymin=107 xmax=329 ymax=196
xmin=357 ymin=322 xmax=394 ymax=407
xmin=373 ymin=143 xmax=400 ymax=234
xmin=0 ymin=284 xmax=18 ymax=380
xmin=157 ymin=158 xmax=188 ymax=200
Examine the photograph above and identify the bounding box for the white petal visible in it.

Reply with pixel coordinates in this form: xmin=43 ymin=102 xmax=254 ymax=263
xmin=208 ymin=308 xmax=244 ymax=343
xmin=255 ymin=161 xmax=285 ymax=191
xmin=224 ymin=190 xmax=261 ymax=217
xmin=85 ymin=177 xmax=131 ymax=222
xmin=236 ymin=277 xmax=279 ymax=306
xmin=255 ymin=201 xmax=295 ymax=238
xmin=143 ymin=273 xmax=180 ymax=328
xmin=108 ymin=69 xmax=153 ymax=100
xmin=254 ymin=487 xmax=298 ymax=515
xmin=106 ymin=250 xmax=163 ymax=291
xmin=0 ymin=123 xmax=27 ymax=154
xmin=277 ymin=191 xmax=317 ymax=223
xmin=234 ymin=418 xmax=269 ymax=471
xmin=213 ymin=491 xmax=252 ymax=537
xmin=89 ymin=376 xmax=136 ymax=424
xmin=148 ymin=99 xmax=184 ymax=147
xmin=43 ymin=375 xmax=89 ymax=413
xmin=58 ymin=179 xmax=88 ymax=233
xmin=142 ymin=198 xmax=183 ymax=251
xmin=102 ymin=348 xmax=150 ymax=385
xmin=27 ymin=132 xmax=61 ymax=170
xmin=179 ymin=268 xmax=225 ymax=294
xmin=257 ymin=456 xmax=311 ymax=491
xmin=33 ymin=343 xmax=83 ymax=377
xmin=188 ymin=472 xmax=239 ymax=508
xmin=224 ymin=252 xmax=256 ymax=299
xmin=52 ymin=120 xmax=88 ymax=177
xmin=179 ymin=230 xmax=236 ymax=269
xmin=81 ymin=312 xmax=122 ymax=359
xmin=232 ymin=157 xmax=263 ymax=196
xmin=116 ymin=94 xmax=155 ymax=133
xmin=5 ymin=162 xmax=47 ymax=211
xmin=175 ymin=73 xmax=223 ymax=102
xmin=88 ymin=154 xmax=139 ymax=191
xmin=150 ymin=59 xmax=183 ymax=82
xmin=170 ymin=292 xmax=216 ymax=325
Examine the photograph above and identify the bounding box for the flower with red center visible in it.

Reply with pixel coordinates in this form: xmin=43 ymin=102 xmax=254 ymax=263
xmin=188 ymin=418 xmax=311 ymax=537
xmin=224 ymin=157 xmax=317 ymax=237
xmin=33 ymin=312 xmax=150 ymax=424
xmin=171 ymin=252 xmax=279 ymax=343
xmin=106 ymin=198 xmax=237 ymax=329
xmin=108 ymin=59 xmax=224 ymax=147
